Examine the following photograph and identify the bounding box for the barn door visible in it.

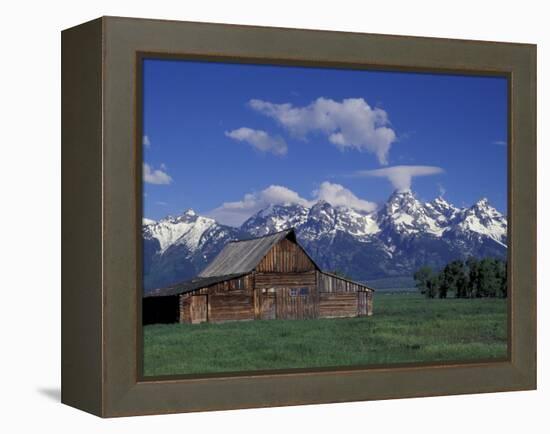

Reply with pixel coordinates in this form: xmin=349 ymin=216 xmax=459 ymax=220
xmin=260 ymin=292 xmax=276 ymax=320
xmin=276 ymin=287 xmax=315 ymax=320
xmin=190 ymin=295 xmax=208 ymax=324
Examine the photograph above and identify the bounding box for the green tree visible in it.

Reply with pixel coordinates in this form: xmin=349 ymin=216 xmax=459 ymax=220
xmin=477 ymin=258 xmax=501 ymax=297
xmin=497 ymin=260 xmax=507 ymax=298
xmin=425 ymin=274 xmax=440 ymax=299
xmin=456 ymin=267 xmax=469 ymax=298
xmin=438 ymin=279 xmax=448 ymax=298
xmin=466 ymin=257 xmax=480 ymax=298
xmin=441 ymin=260 xmax=468 ymax=298
xmin=414 ymin=266 xmax=434 ymax=296
xmin=416 ymin=257 xmax=506 ymax=300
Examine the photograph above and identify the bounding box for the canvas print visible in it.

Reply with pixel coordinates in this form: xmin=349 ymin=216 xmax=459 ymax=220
xmin=141 ymin=58 xmax=508 ymax=377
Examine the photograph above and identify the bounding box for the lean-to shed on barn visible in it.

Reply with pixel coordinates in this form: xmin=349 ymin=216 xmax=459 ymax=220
xmin=143 ymin=229 xmax=374 ymax=324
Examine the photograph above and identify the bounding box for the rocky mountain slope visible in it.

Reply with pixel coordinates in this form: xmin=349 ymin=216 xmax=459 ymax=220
xmin=143 ymin=190 xmax=507 ymax=292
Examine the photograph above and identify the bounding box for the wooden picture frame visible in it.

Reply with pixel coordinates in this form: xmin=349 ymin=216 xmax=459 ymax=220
xmin=61 ymin=16 xmax=536 ymax=417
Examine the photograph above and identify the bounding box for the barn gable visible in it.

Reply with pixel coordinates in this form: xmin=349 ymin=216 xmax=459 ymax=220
xmin=256 ymin=237 xmax=318 ymax=273
xmin=198 ymin=229 xmax=317 ymax=278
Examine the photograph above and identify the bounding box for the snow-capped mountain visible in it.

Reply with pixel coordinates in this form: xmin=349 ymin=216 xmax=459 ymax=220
xmin=241 ymin=200 xmax=380 ymax=242
xmin=142 ymin=190 xmax=507 ymax=292
xmin=143 ymin=210 xmax=245 ymax=290
xmin=451 ymin=198 xmax=508 ymax=247
xmin=241 ymin=203 xmax=309 ymax=237
xmin=377 ymin=190 xmax=445 ymax=237
xmin=143 ymin=209 xmax=217 ymax=253
xmin=425 ymin=196 xmax=460 ymax=224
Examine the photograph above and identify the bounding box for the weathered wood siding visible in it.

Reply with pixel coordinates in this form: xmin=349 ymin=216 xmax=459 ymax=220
xmin=255 ymin=271 xmax=316 ymax=288
xmin=258 ymin=292 xmax=276 ymax=320
xmin=256 ymin=238 xmax=316 ymax=273
xmin=207 ymin=275 xmax=253 ymax=293
xmin=317 ymin=271 xmax=368 ymax=293
xmin=358 ymin=291 xmax=368 ymax=317
xmin=173 ymin=245 xmax=375 ymax=324
xmin=318 ymin=292 xmax=358 ymax=318
xmin=205 ymin=275 xmax=255 ymax=323
xmin=179 ymin=275 xmax=254 ymax=323
xmin=275 ymin=287 xmax=318 ymax=320
xmin=179 ymin=294 xmax=191 ymax=323
xmin=189 ymin=295 xmax=208 ymax=324
xmin=208 ymin=292 xmax=255 ymax=322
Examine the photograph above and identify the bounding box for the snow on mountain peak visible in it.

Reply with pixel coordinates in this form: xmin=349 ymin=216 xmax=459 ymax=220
xmin=309 ymin=200 xmax=336 ymax=215
xmin=144 ymin=191 xmax=507 ymax=261
xmin=241 ymin=199 xmax=380 ymax=241
xmin=333 ymin=205 xmax=380 ymax=239
xmin=475 ymin=197 xmax=489 ymax=206
xmin=144 ymin=210 xmax=217 ymax=252
xmin=258 ymin=204 xmax=276 ymax=218
xmin=453 ymin=199 xmax=507 ymax=245
xmin=433 ymin=196 xmax=451 ymax=208
xmin=302 ymin=201 xmax=338 ymax=237
xmin=379 ymin=190 xmax=451 ymax=237
xmin=386 ymin=189 xmax=419 ymax=207
xmin=380 ymin=190 xmax=439 ymax=235
xmin=242 ymin=203 xmax=309 ymax=237
xmin=470 ymin=198 xmax=503 ymax=218
xmin=425 ymin=195 xmax=460 ymax=225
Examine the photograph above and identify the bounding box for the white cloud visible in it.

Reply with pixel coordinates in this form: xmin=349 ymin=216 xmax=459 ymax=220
xmin=208 ymin=182 xmax=375 ymax=226
xmin=249 ymin=97 xmax=396 ymax=165
xmin=143 ymin=135 xmax=151 ymax=147
xmin=314 ymin=182 xmax=376 ymax=212
xmin=143 ymin=163 xmax=172 ymax=185
xmin=225 ymin=127 xmax=287 ymax=156
xmin=208 ymin=185 xmax=308 ymax=226
xmin=357 ymin=165 xmax=444 ymax=191
xmin=492 ymin=140 xmax=507 ymax=146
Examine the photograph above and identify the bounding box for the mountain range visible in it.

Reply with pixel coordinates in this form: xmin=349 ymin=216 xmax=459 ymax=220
xmin=142 ymin=190 xmax=507 ymax=292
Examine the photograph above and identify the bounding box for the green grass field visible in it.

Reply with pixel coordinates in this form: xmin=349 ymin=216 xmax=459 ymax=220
xmin=143 ymin=293 xmax=508 ymax=377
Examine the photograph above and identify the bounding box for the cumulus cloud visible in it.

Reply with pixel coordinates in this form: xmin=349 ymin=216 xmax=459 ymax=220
xmin=208 ymin=182 xmax=375 ymax=226
xmin=249 ymin=97 xmax=396 ymax=164
xmin=143 ymin=163 xmax=172 ymax=185
xmin=208 ymin=185 xmax=309 ymax=226
xmin=143 ymin=135 xmax=151 ymax=147
xmin=314 ymin=181 xmax=376 ymax=212
xmin=225 ymin=127 xmax=287 ymax=156
xmin=357 ymin=165 xmax=444 ymax=191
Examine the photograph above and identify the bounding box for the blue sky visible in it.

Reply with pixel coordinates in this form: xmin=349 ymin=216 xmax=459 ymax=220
xmin=142 ymin=58 xmax=508 ymax=226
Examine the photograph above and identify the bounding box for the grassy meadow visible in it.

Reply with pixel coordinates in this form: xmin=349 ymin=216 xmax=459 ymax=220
xmin=143 ymin=293 xmax=508 ymax=377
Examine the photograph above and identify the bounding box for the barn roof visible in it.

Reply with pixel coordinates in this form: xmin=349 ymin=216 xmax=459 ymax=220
xmin=198 ymin=228 xmax=316 ymax=278
xmin=319 ymin=271 xmax=375 ymax=292
xmin=144 ymin=273 xmax=247 ymax=298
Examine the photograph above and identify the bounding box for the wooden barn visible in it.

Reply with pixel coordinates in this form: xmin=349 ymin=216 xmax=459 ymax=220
xmin=143 ymin=229 xmax=374 ymax=324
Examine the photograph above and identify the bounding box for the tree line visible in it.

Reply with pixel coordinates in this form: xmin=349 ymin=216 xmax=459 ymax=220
xmin=413 ymin=257 xmax=507 ymax=299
